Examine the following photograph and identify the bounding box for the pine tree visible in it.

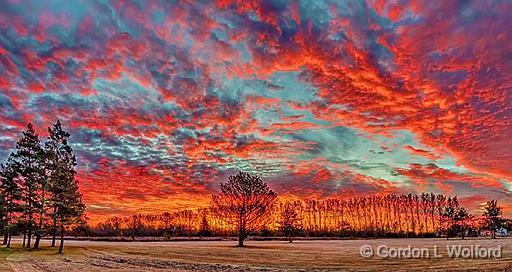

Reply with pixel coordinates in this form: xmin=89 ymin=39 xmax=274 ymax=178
xmin=12 ymin=123 xmax=45 ymax=248
xmin=33 ymin=139 xmax=54 ymax=249
xmin=0 ymin=155 xmax=22 ymax=247
xmin=0 ymin=171 xmax=6 ymax=245
xmin=455 ymin=207 xmax=471 ymax=239
xmin=56 ymin=179 xmax=85 ymax=253
xmin=45 ymin=121 xmax=86 ymax=253
xmin=483 ymin=200 xmax=504 ymax=239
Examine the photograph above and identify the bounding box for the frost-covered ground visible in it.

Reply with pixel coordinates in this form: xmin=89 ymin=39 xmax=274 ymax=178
xmin=2 ymin=238 xmax=512 ymax=271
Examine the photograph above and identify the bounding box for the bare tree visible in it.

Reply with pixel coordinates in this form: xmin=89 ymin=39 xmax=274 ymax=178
xmin=198 ymin=210 xmax=212 ymax=237
xmin=280 ymin=201 xmax=301 ymax=243
xmin=211 ymin=172 xmax=277 ymax=246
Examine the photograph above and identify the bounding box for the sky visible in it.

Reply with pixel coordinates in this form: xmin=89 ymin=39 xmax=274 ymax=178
xmin=0 ymin=0 xmax=511 ymax=222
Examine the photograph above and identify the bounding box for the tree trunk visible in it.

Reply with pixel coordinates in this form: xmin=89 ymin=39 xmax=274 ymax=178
xmin=461 ymin=221 xmax=465 ymax=240
xmin=22 ymin=229 xmax=26 ymax=247
xmin=27 ymin=197 xmax=33 ymax=248
xmin=7 ymin=232 xmax=11 ymax=248
xmin=33 ymin=234 xmax=41 ymax=249
xmin=58 ymin=225 xmax=64 ymax=254
xmin=238 ymin=233 xmax=244 ymax=247
xmin=51 ymin=207 xmax=57 ymax=247
xmin=2 ymin=232 xmax=7 ymax=245
xmin=51 ymin=232 xmax=56 ymax=247
xmin=34 ymin=187 xmax=46 ymax=249
xmin=27 ymin=225 xmax=32 ymax=248
xmin=237 ymin=212 xmax=245 ymax=247
xmin=4 ymin=211 xmax=11 ymax=247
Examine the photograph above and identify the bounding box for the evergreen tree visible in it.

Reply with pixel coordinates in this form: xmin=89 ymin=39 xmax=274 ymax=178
xmin=0 ymin=171 xmax=6 ymax=245
xmin=454 ymin=207 xmax=471 ymax=239
xmin=12 ymin=123 xmax=45 ymax=248
xmin=483 ymin=200 xmax=504 ymax=239
xmin=45 ymin=121 xmax=85 ymax=253
xmin=441 ymin=196 xmax=459 ymax=239
xmin=56 ymin=177 xmax=85 ymax=253
xmin=0 ymin=155 xmax=22 ymax=247
xmin=33 ymin=140 xmax=53 ymax=249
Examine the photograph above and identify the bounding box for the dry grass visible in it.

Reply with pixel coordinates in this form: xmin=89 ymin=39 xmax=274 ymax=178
xmin=1 ymin=238 xmax=512 ymax=271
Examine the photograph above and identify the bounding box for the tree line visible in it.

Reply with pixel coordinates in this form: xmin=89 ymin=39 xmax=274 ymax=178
xmin=2 ymin=126 xmax=507 ymax=248
xmin=0 ymin=122 xmax=85 ymax=253
xmin=91 ymin=172 xmax=509 ymax=245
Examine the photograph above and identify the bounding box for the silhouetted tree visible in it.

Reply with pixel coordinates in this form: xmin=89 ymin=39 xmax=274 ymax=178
xmin=93 ymin=193 xmax=487 ymax=240
xmin=280 ymin=202 xmax=301 ymax=242
xmin=483 ymin=200 xmax=504 ymax=239
xmin=160 ymin=212 xmax=173 ymax=237
xmin=42 ymin=121 xmax=85 ymax=253
xmin=211 ymin=172 xmax=277 ymax=246
xmin=129 ymin=214 xmax=144 ymax=240
xmin=12 ymin=123 xmax=45 ymax=248
xmin=55 ymin=176 xmax=85 ymax=253
xmin=198 ymin=211 xmax=212 ymax=237
xmin=455 ymin=207 xmax=471 ymax=239
xmin=46 ymin=120 xmax=79 ymax=247
xmin=0 ymin=176 xmax=5 ymax=245
xmin=33 ymin=141 xmax=53 ymax=249
xmin=0 ymin=155 xmax=22 ymax=248
xmin=442 ymin=197 xmax=459 ymax=239
xmin=0 ymin=121 xmax=85 ymax=252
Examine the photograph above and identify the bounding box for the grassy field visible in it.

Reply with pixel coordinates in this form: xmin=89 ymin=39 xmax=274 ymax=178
xmin=1 ymin=238 xmax=511 ymax=271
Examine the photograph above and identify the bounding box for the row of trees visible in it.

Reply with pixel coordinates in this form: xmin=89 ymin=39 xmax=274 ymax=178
xmin=0 ymin=122 xmax=85 ymax=253
xmin=2 ymin=123 xmax=506 ymax=248
xmin=92 ymin=172 xmax=509 ymax=245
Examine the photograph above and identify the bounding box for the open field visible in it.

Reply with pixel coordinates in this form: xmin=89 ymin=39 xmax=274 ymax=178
xmin=1 ymin=238 xmax=512 ymax=271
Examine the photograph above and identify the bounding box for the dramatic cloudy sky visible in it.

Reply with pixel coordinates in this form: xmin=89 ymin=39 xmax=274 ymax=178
xmin=0 ymin=0 xmax=511 ymax=221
